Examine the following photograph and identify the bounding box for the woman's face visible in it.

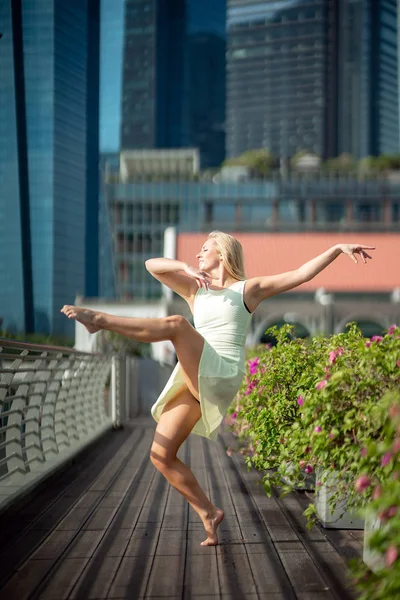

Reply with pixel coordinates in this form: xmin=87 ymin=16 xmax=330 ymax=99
xmin=196 ymin=238 xmax=221 ymax=272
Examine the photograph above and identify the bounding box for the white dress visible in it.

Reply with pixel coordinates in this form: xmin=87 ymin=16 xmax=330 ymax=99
xmin=151 ymin=280 xmax=252 ymax=440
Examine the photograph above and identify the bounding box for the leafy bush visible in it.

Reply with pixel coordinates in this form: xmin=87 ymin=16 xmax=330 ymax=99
xmin=225 ymin=323 xmax=400 ymax=599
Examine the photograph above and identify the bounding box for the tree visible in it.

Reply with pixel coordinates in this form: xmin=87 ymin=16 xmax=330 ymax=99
xmin=222 ymin=148 xmax=276 ymax=176
xmin=324 ymin=153 xmax=356 ymax=173
xmin=290 ymin=150 xmax=321 ymax=171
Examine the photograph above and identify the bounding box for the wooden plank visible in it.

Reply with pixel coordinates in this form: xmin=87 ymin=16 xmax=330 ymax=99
xmin=31 ymin=530 xmax=77 ymax=560
xmin=107 ymin=555 xmax=153 ymax=599
xmin=217 ymin=543 xmax=258 ymax=596
xmin=322 ymin=529 xmax=364 ymax=560
xmin=36 ymin=558 xmax=90 ymax=600
xmin=0 ymin=559 xmax=54 ymax=600
xmin=96 ymin=528 xmax=132 ymax=557
xmin=69 ymin=556 xmax=121 ymax=599
xmin=274 ymin=541 xmax=335 ymax=594
xmin=184 ymin=536 xmax=220 ymax=597
xmin=136 ymin=471 xmax=168 ymax=525
xmin=145 ymin=554 xmax=185 ymax=598
xmin=83 ymin=506 xmax=119 ymax=531
xmin=66 ymin=530 xmax=105 ymax=558
xmin=156 ymin=528 xmax=186 ymax=556
xmin=125 ymin=523 xmax=160 ymax=556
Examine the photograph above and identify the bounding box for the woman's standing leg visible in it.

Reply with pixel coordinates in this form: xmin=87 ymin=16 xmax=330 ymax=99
xmin=60 ymin=306 xmax=225 ymax=544
xmin=150 ymin=386 xmax=224 ymax=546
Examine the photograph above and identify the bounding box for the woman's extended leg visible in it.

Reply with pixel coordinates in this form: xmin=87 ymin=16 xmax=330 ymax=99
xmin=150 ymin=385 xmax=224 ymax=546
xmin=60 ymin=306 xmax=204 ymax=398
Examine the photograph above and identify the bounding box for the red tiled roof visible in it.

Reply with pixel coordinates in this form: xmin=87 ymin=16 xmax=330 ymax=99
xmin=176 ymin=232 xmax=400 ymax=292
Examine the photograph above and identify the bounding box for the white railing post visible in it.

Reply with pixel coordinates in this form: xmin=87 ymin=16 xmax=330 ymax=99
xmin=111 ymin=355 xmax=121 ymax=429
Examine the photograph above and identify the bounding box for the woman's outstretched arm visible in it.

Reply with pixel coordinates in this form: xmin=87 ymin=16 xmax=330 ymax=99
xmin=245 ymin=243 xmax=376 ymax=310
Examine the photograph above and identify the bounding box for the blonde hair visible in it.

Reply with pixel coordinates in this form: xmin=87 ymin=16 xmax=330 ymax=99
xmin=208 ymin=231 xmax=245 ymax=280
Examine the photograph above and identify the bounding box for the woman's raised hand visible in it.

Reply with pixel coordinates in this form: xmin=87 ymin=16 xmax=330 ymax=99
xmin=184 ymin=265 xmax=212 ymax=289
xmin=337 ymin=243 xmax=376 ymax=264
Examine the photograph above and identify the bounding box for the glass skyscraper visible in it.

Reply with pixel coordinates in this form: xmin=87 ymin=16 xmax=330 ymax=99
xmin=337 ymin=0 xmax=399 ymax=157
xmin=99 ymin=0 xmax=125 ymax=152
xmin=0 ymin=0 xmax=100 ymax=336
xmin=226 ymin=0 xmax=331 ymax=159
xmin=370 ymin=0 xmax=399 ymax=155
xmin=120 ymin=0 xmax=226 ymax=168
xmin=227 ymin=0 xmax=399 ymax=160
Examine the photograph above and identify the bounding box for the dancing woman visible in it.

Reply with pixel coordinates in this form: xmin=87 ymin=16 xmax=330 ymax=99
xmin=61 ymin=231 xmax=374 ymax=546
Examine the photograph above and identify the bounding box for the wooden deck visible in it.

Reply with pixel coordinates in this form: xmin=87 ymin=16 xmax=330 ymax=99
xmin=0 ymin=417 xmax=363 ymax=600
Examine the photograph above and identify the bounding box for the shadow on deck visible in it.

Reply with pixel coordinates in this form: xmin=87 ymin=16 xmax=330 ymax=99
xmin=0 ymin=417 xmax=363 ymax=600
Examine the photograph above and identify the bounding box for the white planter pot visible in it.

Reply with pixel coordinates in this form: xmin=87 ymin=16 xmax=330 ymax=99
xmin=363 ymin=512 xmax=388 ymax=573
xmin=280 ymin=461 xmax=315 ymax=491
xmin=315 ymin=468 xmax=364 ymax=529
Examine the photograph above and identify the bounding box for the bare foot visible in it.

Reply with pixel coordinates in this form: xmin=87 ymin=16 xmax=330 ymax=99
xmin=60 ymin=305 xmax=101 ymax=334
xmin=200 ymin=508 xmax=224 ymax=546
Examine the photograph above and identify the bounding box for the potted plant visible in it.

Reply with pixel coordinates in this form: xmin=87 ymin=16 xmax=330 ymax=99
xmin=348 ymin=389 xmax=400 ymax=599
xmin=268 ymin=324 xmax=400 ymax=529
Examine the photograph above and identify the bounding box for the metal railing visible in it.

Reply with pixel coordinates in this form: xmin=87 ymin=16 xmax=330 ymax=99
xmin=0 ymin=338 xmax=119 ymax=511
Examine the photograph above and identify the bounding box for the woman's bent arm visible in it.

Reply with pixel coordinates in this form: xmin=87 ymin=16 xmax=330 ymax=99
xmin=145 ymin=258 xmax=211 ymax=300
xmin=145 ymin=258 xmax=188 ymax=274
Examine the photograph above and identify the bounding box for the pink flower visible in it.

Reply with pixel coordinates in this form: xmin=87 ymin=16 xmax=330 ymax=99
xmin=365 ymin=341 xmax=371 ymax=348
xmin=336 ymin=347 xmax=345 ymax=356
xmin=248 ymin=357 xmax=259 ymax=375
xmin=329 ymin=351 xmax=337 ymax=364
xmin=245 ymin=380 xmax=258 ymax=395
xmin=316 ymin=379 xmax=328 ymax=390
xmin=379 ymin=506 xmax=398 ymax=522
xmin=299 ymin=460 xmax=306 ymax=467
xmin=231 ymin=412 xmax=237 ymax=420
xmin=316 ymin=481 xmax=322 ymax=486
xmin=393 ymin=438 xmax=400 ymax=453
xmin=371 ymin=484 xmax=383 ymax=500
xmin=355 ymin=474 xmax=372 ymax=493
xmin=297 ymin=395 xmax=304 ymax=407
xmin=328 ymin=433 xmax=335 ymax=439
xmin=385 ymin=545 xmax=398 ymax=568
xmin=360 ymin=447 xmax=368 ymax=457
xmin=304 ymin=465 xmax=313 ymax=474
xmin=314 ymin=426 xmax=322 ymax=433
xmin=388 ymin=324 xmax=398 ymax=335
xmin=371 ymin=335 xmax=384 ymax=343
xmin=381 ymin=452 xmax=392 ymax=467
xmin=389 ymin=404 xmax=400 ymax=419
xmin=226 ymin=449 xmax=233 ymax=457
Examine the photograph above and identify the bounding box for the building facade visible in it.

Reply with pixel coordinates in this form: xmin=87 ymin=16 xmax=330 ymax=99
xmin=99 ymin=0 xmax=125 ymax=153
xmin=120 ymin=0 xmax=226 ymax=168
xmin=102 ymin=158 xmax=400 ymax=300
xmin=337 ymin=0 xmax=399 ymax=157
xmin=226 ymin=0 xmax=332 ymax=159
xmin=0 ymin=0 xmax=100 ymax=336
xmin=226 ymin=0 xmax=399 ymax=160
